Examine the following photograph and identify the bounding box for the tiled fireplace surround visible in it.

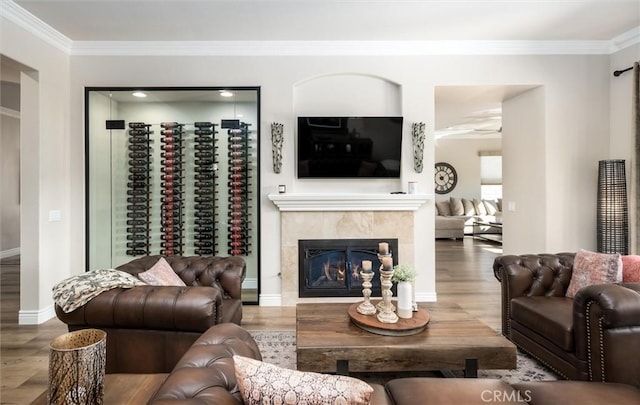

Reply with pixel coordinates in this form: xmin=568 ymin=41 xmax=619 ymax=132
xmin=269 ymin=193 xmax=429 ymax=306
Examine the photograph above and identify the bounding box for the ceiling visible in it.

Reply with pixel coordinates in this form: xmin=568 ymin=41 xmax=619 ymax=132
xmin=12 ymin=0 xmax=640 ymax=42
xmin=9 ymin=1 xmax=640 ymax=138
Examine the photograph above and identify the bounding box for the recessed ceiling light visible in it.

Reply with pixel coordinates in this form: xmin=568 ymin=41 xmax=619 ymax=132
xmin=219 ymin=90 xmax=234 ymax=97
xmin=132 ymin=91 xmax=147 ymax=98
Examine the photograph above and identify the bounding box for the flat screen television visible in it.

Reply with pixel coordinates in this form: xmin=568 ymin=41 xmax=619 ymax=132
xmin=297 ymin=116 xmax=403 ymax=178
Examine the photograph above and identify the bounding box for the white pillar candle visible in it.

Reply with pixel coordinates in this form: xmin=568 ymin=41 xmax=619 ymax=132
xmin=381 ymin=256 xmax=393 ymax=270
xmin=378 ymin=242 xmax=389 ymax=255
xmin=362 ymin=260 xmax=372 ymax=271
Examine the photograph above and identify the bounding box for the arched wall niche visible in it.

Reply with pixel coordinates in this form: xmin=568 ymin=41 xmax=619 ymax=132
xmin=293 ymin=73 xmax=402 ymax=116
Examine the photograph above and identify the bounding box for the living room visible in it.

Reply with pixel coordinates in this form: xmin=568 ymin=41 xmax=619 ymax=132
xmin=1 ymin=0 xmax=640 ymax=403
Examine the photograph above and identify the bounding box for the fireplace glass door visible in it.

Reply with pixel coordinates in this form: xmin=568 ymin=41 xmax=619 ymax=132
xmin=299 ymin=239 xmax=398 ymax=297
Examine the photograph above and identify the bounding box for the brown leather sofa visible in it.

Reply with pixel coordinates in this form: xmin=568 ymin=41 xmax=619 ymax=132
xmin=494 ymin=253 xmax=640 ymax=387
xmin=142 ymin=323 xmax=640 ymax=404
xmin=55 ymin=255 xmax=245 ymax=373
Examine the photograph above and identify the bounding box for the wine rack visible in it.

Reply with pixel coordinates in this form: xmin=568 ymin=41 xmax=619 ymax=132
xmin=227 ymin=122 xmax=252 ymax=256
xmin=160 ymin=122 xmax=185 ymax=255
xmin=193 ymin=122 xmax=218 ymax=255
xmin=126 ymin=122 xmax=152 ymax=256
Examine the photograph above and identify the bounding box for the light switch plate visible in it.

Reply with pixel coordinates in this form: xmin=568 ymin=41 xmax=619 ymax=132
xmin=48 ymin=210 xmax=61 ymax=222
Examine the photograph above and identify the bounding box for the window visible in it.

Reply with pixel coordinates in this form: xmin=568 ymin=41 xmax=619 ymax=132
xmin=480 ymin=153 xmax=502 ymax=200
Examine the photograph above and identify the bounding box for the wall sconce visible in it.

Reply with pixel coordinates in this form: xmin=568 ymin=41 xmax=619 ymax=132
xmin=597 ymin=159 xmax=629 ymax=254
xmin=271 ymin=122 xmax=284 ymax=174
xmin=412 ymin=122 xmax=426 ymax=173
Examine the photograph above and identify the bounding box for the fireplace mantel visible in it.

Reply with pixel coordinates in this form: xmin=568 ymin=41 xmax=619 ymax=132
xmin=268 ymin=193 xmax=431 ymax=212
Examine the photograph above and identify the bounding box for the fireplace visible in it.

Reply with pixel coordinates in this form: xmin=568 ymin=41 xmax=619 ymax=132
xmin=299 ymin=238 xmax=398 ymax=298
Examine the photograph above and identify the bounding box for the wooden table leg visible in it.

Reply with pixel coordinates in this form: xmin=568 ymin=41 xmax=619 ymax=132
xmin=464 ymin=358 xmax=478 ymax=378
xmin=336 ymin=360 xmax=349 ymax=376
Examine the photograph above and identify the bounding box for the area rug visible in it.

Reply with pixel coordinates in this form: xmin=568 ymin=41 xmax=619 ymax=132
xmin=248 ymin=330 xmax=559 ymax=384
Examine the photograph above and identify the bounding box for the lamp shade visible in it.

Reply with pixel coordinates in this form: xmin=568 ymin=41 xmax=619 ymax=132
xmin=597 ymin=159 xmax=628 ymax=254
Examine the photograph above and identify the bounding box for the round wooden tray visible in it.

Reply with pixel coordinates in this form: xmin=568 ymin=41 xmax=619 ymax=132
xmin=348 ymin=301 xmax=430 ymax=336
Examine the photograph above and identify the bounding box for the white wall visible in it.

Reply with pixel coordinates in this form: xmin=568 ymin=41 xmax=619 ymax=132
xmin=502 ymin=87 xmax=547 ymax=254
xmin=1 ymin=17 xmax=71 ymax=323
xmin=3 ymin=9 xmax=637 ymax=316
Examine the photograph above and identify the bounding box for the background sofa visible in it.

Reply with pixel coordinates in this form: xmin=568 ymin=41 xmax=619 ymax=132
xmin=494 ymin=253 xmax=640 ymax=387
xmin=55 ymin=255 xmax=246 ymax=373
xmin=435 ymin=197 xmax=502 ymax=239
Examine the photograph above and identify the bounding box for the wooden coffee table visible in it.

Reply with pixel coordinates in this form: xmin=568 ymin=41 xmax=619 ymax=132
xmin=296 ymin=302 xmax=516 ymax=377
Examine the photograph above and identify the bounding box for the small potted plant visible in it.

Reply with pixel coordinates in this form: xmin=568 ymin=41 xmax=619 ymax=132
xmin=392 ymin=264 xmax=416 ymax=319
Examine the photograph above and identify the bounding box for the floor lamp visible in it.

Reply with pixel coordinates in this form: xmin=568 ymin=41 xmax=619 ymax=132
xmin=597 ymin=159 xmax=629 ymax=255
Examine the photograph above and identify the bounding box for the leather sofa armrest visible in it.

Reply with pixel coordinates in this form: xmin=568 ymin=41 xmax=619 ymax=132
xmin=573 ymin=283 xmax=640 ymax=385
xmin=493 ymin=253 xmax=574 ymax=337
xmin=149 ymin=323 xmax=261 ymax=404
xmin=55 ymin=285 xmax=223 ymax=331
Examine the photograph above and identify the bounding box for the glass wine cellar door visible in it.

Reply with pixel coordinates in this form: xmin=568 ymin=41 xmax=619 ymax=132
xmin=85 ymin=87 xmax=260 ymax=303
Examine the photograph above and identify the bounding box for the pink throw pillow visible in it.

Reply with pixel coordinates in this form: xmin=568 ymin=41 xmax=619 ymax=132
xmin=565 ymin=250 xmax=622 ymax=298
xmin=137 ymin=257 xmax=186 ymax=286
xmin=622 ymin=255 xmax=640 ymax=283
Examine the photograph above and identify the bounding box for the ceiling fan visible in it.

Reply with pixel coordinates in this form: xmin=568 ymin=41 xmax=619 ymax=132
xmin=434 ymin=126 xmax=502 ymax=138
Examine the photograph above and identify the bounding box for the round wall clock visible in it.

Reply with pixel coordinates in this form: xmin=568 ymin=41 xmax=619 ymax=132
xmin=434 ymin=162 xmax=457 ymax=194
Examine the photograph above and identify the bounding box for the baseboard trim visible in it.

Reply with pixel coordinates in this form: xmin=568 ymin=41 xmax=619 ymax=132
xmin=18 ymin=304 xmax=56 ymax=325
xmin=242 ymin=277 xmax=257 ymax=289
xmin=259 ymin=294 xmax=282 ymax=307
xmin=0 ymin=247 xmax=20 ymax=259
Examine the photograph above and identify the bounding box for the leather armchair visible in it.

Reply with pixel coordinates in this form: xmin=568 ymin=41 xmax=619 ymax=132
xmin=494 ymin=253 xmax=640 ymax=387
xmin=55 ymin=255 xmax=245 ymax=374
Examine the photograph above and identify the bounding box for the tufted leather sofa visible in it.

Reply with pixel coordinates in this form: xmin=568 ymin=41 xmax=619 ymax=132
xmin=494 ymin=253 xmax=640 ymax=387
xmin=139 ymin=323 xmax=640 ymax=404
xmin=55 ymin=255 xmax=245 ymax=373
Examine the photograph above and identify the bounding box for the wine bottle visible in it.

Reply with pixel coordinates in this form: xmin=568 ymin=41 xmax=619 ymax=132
xmin=195 ymin=203 xmax=213 ymax=211
xmin=127 ymin=219 xmax=148 ymax=226
xmin=195 ymin=218 xmax=214 ymax=225
xmin=195 ymin=129 xmax=214 ymax=135
xmin=195 ymin=143 xmax=214 ymax=150
xmin=195 ymin=196 xmax=213 ymax=203
xmin=127 ymin=197 xmax=147 ymax=204
xmin=161 ymin=173 xmax=180 ymax=181
xmin=128 ymin=144 xmax=148 ymax=151
xmin=126 ymin=249 xmax=147 ymax=256
xmin=161 ymin=122 xmax=180 ymax=129
xmin=194 ymin=226 xmax=213 ymax=233
xmin=128 ymin=122 xmax=148 ymax=129
xmin=194 ymin=122 xmax=213 ymax=128
xmin=126 ymin=227 xmax=147 ymax=233
xmin=129 ymin=159 xmax=148 ymax=166
xmin=195 ymin=173 xmax=214 ymax=181
xmin=195 ymin=249 xmax=213 ymax=255
xmin=128 ymin=152 xmax=148 ymax=159
xmin=195 ymin=151 xmax=214 ymax=159
xmin=126 ymin=241 xmax=147 ymax=248
xmin=126 ymin=234 xmax=148 ymax=241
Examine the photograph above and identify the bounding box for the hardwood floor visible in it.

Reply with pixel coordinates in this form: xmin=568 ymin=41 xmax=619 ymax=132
xmin=0 ymin=237 xmax=502 ymax=404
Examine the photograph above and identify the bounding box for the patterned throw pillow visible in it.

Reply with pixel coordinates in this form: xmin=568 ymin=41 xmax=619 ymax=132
xmin=233 ymin=355 xmax=373 ymax=405
xmin=621 ymin=255 xmax=640 ymax=282
xmin=53 ymin=269 xmax=146 ymax=313
xmin=138 ymin=257 xmax=186 ymax=286
xmin=565 ymin=250 xmax=623 ymax=298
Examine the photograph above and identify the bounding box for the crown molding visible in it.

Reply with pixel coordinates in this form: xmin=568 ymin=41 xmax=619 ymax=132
xmin=1 ymin=0 xmax=72 ymax=54
xmin=70 ymin=39 xmax=616 ymax=56
xmin=4 ymin=1 xmax=638 ymax=57
xmin=610 ymin=26 xmax=640 ymax=53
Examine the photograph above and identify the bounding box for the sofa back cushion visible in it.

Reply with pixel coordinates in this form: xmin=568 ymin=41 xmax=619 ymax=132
xmin=461 ymin=198 xmax=475 ymax=215
xmin=435 ymin=200 xmax=452 ymax=216
xmin=450 ymin=197 xmax=464 ymax=216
